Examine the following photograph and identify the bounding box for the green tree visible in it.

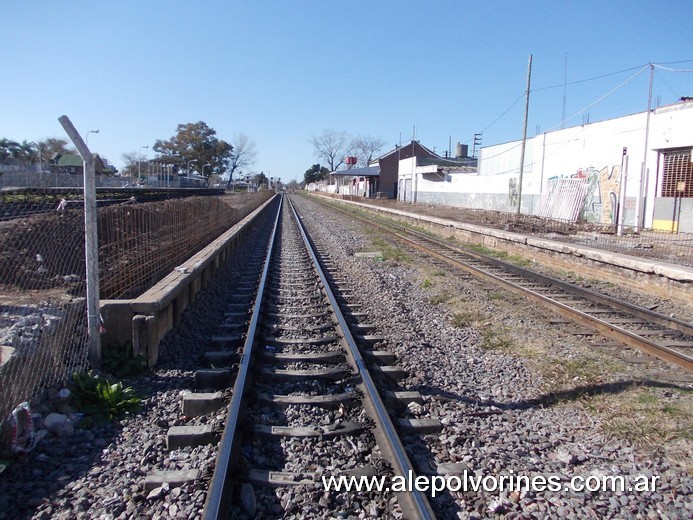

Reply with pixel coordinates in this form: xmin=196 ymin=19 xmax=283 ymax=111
xmin=304 ymin=163 xmax=329 ymax=185
xmin=38 ymin=138 xmax=75 ymax=163
xmin=152 ymin=121 xmax=233 ymax=182
xmin=0 ymin=138 xmax=20 ymax=161
xmin=0 ymin=138 xmax=37 ymax=163
xmin=251 ymin=171 xmax=268 ymax=188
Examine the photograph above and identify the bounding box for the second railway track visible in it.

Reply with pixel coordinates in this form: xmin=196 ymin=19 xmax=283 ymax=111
xmin=313 ymin=198 xmax=693 ymax=373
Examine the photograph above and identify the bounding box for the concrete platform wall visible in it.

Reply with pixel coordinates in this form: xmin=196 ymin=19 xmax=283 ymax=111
xmin=316 ymin=195 xmax=692 ymax=309
xmin=100 ymin=194 xmax=277 ymax=366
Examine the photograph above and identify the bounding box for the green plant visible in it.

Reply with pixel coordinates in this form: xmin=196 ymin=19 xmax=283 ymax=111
xmin=480 ymin=327 xmax=512 ymax=351
xmin=451 ymin=311 xmax=476 ymax=328
xmin=370 ymin=237 xmax=410 ymax=263
xmin=422 ymin=278 xmax=433 ymax=289
xmin=428 ymin=290 xmax=453 ymax=304
xmin=70 ymin=370 xmax=141 ymax=422
xmin=103 ymin=341 xmax=145 ymax=379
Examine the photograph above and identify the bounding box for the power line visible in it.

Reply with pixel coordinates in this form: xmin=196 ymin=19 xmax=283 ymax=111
xmin=545 ymin=65 xmax=649 ymax=133
xmin=478 ymin=65 xmax=649 ymax=165
xmin=653 ymin=64 xmax=693 ymax=73
xmin=533 ymin=63 xmax=648 ymax=91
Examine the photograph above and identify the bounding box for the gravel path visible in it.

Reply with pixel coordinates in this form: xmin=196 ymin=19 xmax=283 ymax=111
xmin=0 ymin=193 xmax=690 ymax=519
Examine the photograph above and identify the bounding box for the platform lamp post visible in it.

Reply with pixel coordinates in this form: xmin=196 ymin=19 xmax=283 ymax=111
xmin=86 ymin=129 xmax=99 ymax=148
xmin=201 ymin=163 xmax=211 ymax=184
xmin=138 ymin=145 xmax=149 ymax=183
xmin=187 ymin=159 xmax=197 ymax=176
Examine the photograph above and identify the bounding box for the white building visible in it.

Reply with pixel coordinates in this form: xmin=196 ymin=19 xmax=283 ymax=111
xmin=398 ymin=97 xmax=693 ymax=232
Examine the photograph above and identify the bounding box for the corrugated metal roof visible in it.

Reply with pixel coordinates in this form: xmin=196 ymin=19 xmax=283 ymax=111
xmin=331 ymin=166 xmax=380 ymax=176
xmin=56 ymin=154 xmax=83 ymax=167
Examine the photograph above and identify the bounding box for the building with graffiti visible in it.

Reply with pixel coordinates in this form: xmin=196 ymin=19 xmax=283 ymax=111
xmin=399 ymin=97 xmax=692 ymax=232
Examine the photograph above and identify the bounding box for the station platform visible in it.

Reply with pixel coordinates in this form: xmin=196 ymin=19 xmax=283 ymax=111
xmin=309 ymin=194 xmax=692 ymax=308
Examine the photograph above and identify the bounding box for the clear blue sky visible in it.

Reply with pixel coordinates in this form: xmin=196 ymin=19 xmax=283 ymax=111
xmin=3 ymin=0 xmax=692 ymax=183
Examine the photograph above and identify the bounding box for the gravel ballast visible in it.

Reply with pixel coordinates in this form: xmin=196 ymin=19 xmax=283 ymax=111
xmin=0 ymin=193 xmax=690 ymax=519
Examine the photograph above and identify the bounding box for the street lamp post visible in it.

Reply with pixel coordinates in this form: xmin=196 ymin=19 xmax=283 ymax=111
xmin=201 ymin=163 xmax=211 ymax=180
xmin=86 ymin=129 xmax=99 ymax=148
xmin=138 ymin=145 xmax=149 ymax=183
xmin=187 ymin=159 xmax=197 ymax=176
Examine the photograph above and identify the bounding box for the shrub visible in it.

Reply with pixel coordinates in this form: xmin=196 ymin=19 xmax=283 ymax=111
xmin=70 ymin=370 xmax=141 ymax=422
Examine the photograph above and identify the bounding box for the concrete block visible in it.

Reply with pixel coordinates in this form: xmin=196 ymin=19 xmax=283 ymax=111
xmin=167 ymin=425 xmax=215 ymax=450
xmin=182 ymin=392 xmax=225 ymax=417
xmin=144 ymin=469 xmax=200 ymax=490
xmin=195 ymin=368 xmax=232 ymax=389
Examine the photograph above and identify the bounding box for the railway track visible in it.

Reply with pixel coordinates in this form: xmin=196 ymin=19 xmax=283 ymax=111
xmin=314 ymin=198 xmax=693 ymax=372
xmin=195 ymin=194 xmax=437 ymax=518
xmin=0 ymin=187 xmax=225 ymax=221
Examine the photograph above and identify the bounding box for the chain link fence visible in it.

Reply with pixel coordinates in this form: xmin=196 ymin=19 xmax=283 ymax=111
xmin=1 ymin=183 xmax=273 ymax=443
xmin=0 ymin=184 xmax=90 ymax=433
xmin=342 ymin=196 xmax=693 ymax=268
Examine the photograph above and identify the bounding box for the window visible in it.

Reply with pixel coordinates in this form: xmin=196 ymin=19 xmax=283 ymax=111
xmin=661 ymin=148 xmax=693 ymax=197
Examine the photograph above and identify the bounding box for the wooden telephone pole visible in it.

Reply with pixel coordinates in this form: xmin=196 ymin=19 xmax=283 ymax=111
xmin=517 ymin=54 xmax=532 ymax=216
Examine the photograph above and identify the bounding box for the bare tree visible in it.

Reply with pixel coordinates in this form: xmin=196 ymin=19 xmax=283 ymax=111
xmin=226 ymin=134 xmax=257 ymax=188
xmin=121 ymin=151 xmax=147 ymax=180
xmin=350 ymin=135 xmax=386 ymax=167
xmin=309 ymin=129 xmax=350 ymax=171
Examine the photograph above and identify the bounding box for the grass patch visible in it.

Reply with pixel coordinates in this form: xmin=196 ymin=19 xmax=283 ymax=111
xmin=538 ymin=355 xmax=610 ymax=391
xmin=451 ymin=310 xmax=478 ymax=328
xmin=369 ymin=237 xmax=411 ymax=263
xmin=421 ymin=278 xmax=434 ymax=289
xmin=464 ymin=244 xmax=531 ymax=267
xmin=480 ymin=326 xmax=513 ymax=352
xmin=428 ymin=290 xmax=454 ymax=304
xmin=583 ymin=386 xmax=692 ymax=469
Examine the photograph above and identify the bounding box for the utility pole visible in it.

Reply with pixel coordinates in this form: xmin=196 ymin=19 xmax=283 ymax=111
xmin=561 ymin=52 xmax=567 ymax=129
xmin=58 ymin=115 xmax=101 ymax=366
xmin=635 ymin=63 xmax=654 ymax=231
xmin=517 ymin=54 xmax=532 ymax=216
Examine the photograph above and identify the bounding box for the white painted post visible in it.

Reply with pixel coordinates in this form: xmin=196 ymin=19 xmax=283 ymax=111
xmin=617 ymin=154 xmax=629 ymax=237
xmin=58 ymin=115 xmax=101 ymax=366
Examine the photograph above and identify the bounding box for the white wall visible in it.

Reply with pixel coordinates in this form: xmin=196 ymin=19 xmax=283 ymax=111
xmin=474 ymin=100 xmax=693 ymax=225
xmin=396 ymin=100 xmax=693 ymax=225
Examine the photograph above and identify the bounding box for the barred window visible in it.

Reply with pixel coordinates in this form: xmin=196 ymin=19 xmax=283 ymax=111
xmin=661 ymin=148 xmax=693 ymax=197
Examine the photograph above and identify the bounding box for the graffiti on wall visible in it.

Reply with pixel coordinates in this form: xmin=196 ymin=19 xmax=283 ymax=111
xmin=508 ymin=178 xmax=518 ymax=208
xmin=568 ymin=166 xmax=621 ymax=224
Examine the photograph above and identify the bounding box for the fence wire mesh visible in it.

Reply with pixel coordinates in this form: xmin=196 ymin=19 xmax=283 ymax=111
xmin=338 ymin=195 xmax=693 ymax=268
xmin=99 ymin=192 xmax=272 ymax=299
xmin=0 ymin=185 xmax=90 ymax=427
xmin=1 ymin=186 xmax=272 ymax=435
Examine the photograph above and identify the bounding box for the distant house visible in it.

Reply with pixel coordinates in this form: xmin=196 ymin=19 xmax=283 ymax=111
xmin=53 ymin=154 xmax=106 ymax=175
xmin=397 ymin=145 xmax=478 ymax=203
xmin=369 ymin=140 xmax=439 ymax=199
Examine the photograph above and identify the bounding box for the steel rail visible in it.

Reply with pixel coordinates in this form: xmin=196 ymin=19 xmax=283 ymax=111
xmin=399 ymin=233 xmax=693 ymax=371
xmin=202 ymin=195 xmax=283 ymax=519
xmin=401 ymin=226 xmax=693 ymax=337
xmin=287 ymin=196 xmax=437 ymax=519
xmin=317 ymin=200 xmax=693 ymax=372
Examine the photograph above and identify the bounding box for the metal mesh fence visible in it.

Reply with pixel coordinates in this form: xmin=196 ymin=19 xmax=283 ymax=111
xmin=99 ymin=192 xmax=273 ymax=299
xmin=333 ymin=195 xmax=693 ymax=268
xmin=0 ymin=185 xmax=273 ymax=433
xmin=0 ymin=185 xmax=90 ymax=427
